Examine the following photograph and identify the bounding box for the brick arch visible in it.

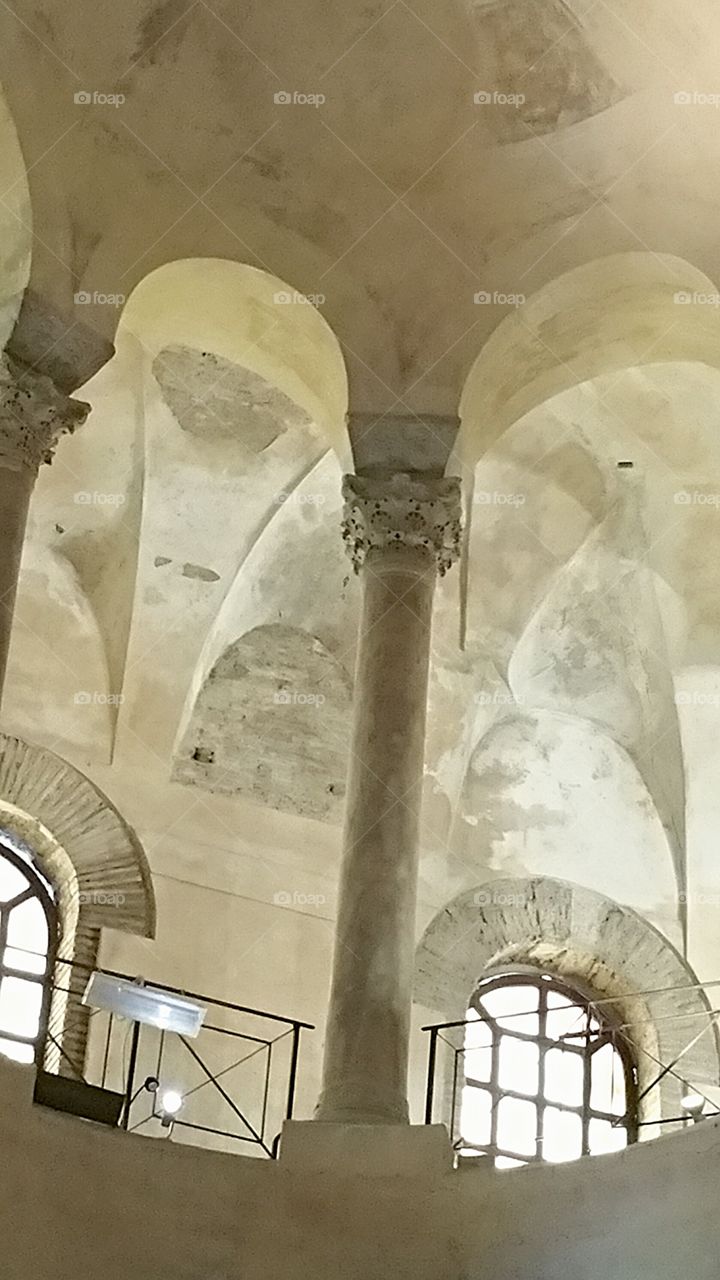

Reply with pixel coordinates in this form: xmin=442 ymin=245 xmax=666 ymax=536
xmin=416 ymin=876 xmax=720 ymax=1124
xmin=0 ymin=734 xmax=155 ymax=1070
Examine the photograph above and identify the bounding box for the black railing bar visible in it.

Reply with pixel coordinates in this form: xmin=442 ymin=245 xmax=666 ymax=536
xmin=169 ymin=1116 xmax=273 ymax=1155
xmin=182 ymin=1039 xmax=272 ymax=1100
xmin=101 ymin=1012 xmax=113 ymax=1088
xmin=121 ymin=1021 xmax=141 ymax=1130
xmin=46 ymin=955 xmax=315 ymax=1029
xmin=178 ymin=1035 xmax=266 ymax=1147
xmin=199 ymin=1024 xmax=271 ymax=1046
xmin=637 ymin=1113 xmax=720 ymax=1127
xmin=286 ymin=1024 xmax=301 ymax=1121
xmin=422 ymin=980 xmax=720 ymax=1032
xmin=423 ymin=1004 xmax=720 ymax=1037
xmin=260 ymin=1039 xmax=271 ymax=1140
xmin=635 ymin=1014 xmax=720 ymax=1106
xmin=127 ymin=1104 xmax=161 ymax=1134
xmin=424 ymin=1025 xmax=438 ymax=1124
xmin=448 ymin=1024 xmax=604 ymax=1044
xmin=613 ymin=1019 xmax=718 ymax=1116
xmin=44 ymin=1031 xmax=88 ymax=1083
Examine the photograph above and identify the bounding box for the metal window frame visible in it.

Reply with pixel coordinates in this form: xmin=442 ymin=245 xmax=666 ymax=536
xmin=0 ymin=841 xmax=57 ymax=1062
xmin=458 ymin=972 xmax=638 ymax=1165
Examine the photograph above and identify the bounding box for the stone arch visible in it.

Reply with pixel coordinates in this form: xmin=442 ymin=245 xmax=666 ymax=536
xmin=416 ymin=876 xmax=720 ymax=1125
xmin=119 ymin=256 xmax=350 ymax=465
xmin=458 ymin=252 xmax=720 ymax=467
xmin=0 ymin=734 xmax=155 ymax=1068
xmin=14 ymin=256 xmax=351 ymax=767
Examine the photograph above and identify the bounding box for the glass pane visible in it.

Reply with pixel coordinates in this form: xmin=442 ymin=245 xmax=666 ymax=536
xmin=546 ymin=990 xmax=587 ymax=1043
xmin=0 ymin=976 xmax=43 ymax=1038
xmin=480 ymin=984 xmax=539 ymax=1034
xmin=497 ymin=1095 xmax=537 ymax=1157
xmin=588 ymin=1117 xmax=627 ymax=1155
xmin=464 ymin=1043 xmax=492 ymax=1083
xmin=460 ymin=1085 xmax=493 ymax=1147
xmin=464 ymin=1009 xmax=492 ymax=1049
xmin=4 ymin=946 xmax=46 ymax=976
xmin=543 ymin=1106 xmax=583 ymax=1163
xmin=0 ymin=1036 xmax=34 ymax=1064
xmin=590 ymin=1041 xmax=627 ymax=1114
xmin=6 ymin=897 xmax=48 ymax=968
xmin=544 ymin=1048 xmax=584 ymax=1107
xmin=495 ymin=1155 xmax=525 ymax=1169
xmin=0 ymin=859 xmax=27 ymax=903
xmin=499 ymin=1034 xmax=539 ymax=1095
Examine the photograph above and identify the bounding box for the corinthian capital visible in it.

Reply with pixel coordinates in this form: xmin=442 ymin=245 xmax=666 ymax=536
xmin=341 ymin=471 xmax=462 ymax=576
xmin=0 ymin=356 xmax=90 ymax=473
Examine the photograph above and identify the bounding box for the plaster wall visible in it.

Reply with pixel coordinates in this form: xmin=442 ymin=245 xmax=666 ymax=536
xmin=1 ymin=1053 xmax=720 ymax=1280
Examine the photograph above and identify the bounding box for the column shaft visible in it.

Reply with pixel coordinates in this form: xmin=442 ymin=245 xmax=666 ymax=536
xmin=317 ymin=545 xmax=435 ymax=1123
xmin=316 ymin=471 xmax=461 ymax=1125
xmin=0 ymin=466 xmax=33 ymax=699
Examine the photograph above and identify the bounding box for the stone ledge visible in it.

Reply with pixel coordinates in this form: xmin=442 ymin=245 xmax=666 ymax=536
xmin=279 ymin=1120 xmax=454 ymax=1176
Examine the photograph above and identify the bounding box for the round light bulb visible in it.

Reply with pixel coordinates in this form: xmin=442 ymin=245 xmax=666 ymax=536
xmin=161 ymin=1089 xmax=183 ymax=1116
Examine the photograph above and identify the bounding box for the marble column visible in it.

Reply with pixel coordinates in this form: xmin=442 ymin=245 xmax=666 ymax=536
xmin=316 ymin=471 xmax=461 ymax=1124
xmin=0 ymin=356 xmax=89 ymax=701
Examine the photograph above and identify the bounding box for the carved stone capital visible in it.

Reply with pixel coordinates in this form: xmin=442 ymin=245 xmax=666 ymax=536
xmin=0 ymin=356 xmax=90 ymax=473
xmin=341 ymin=472 xmax=462 ymax=576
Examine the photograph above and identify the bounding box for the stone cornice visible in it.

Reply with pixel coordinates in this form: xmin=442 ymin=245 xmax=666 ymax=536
xmin=341 ymin=471 xmax=462 ymax=575
xmin=0 ymin=356 xmax=90 ymax=473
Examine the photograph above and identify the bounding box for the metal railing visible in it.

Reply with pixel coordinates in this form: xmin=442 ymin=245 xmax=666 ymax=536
xmin=38 ymin=955 xmax=314 ymax=1157
xmin=422 ymin=984 xmax=720 ymax=1156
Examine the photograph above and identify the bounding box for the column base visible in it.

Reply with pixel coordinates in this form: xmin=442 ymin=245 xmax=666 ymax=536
xmin=279 ymin=1120 xmax=453 ymax=1176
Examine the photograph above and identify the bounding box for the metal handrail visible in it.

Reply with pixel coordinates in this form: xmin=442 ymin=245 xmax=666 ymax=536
xmin=34 ymin=953 xmax=314 ymax=1157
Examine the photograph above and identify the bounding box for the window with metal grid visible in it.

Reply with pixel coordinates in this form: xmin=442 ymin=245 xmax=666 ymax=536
xmin=0 ymin=842 xmax=56 ymax=1065
xmin=459 ymin=971 xmax=637 ymax=1167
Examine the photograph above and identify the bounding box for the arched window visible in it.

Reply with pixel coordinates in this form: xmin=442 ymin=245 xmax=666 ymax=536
xmin=0 ymin=841 xmax=56 ymax=1065
xmin=460 ymin=971 xmax=637 ymax=1167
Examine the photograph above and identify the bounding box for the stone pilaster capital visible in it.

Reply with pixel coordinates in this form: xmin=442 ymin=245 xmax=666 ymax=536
xmin=0 ymin=355 xmax=90 ymax=473
xmin=341 ymin=471 xmax=462 ymax=576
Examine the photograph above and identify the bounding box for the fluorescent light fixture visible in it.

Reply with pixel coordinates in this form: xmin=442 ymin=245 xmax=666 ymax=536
xmin=83 ymin=974 xmax=206 ymax=1038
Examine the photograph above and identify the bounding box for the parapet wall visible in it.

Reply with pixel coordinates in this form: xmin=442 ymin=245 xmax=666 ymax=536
xmin=1 ymin=1055 xmax=719 ymax=1280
